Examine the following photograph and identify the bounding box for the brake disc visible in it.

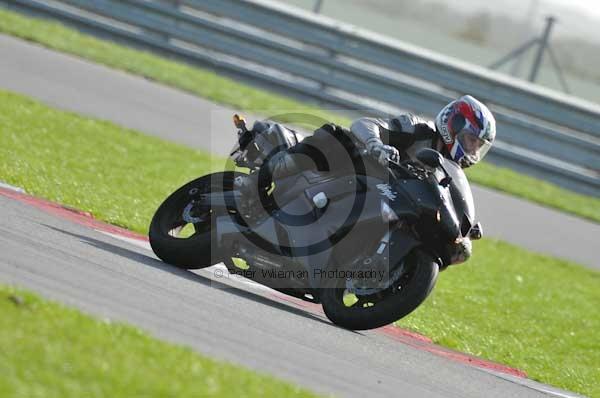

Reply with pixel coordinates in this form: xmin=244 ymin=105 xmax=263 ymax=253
xmin=182 ymin=201 xmax=203 ymax=224
xmin=346 ymin=260 xmax=405 ymax=296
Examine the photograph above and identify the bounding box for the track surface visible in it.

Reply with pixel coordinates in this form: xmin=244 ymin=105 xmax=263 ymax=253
xmin=0 ymin=33 xmax=592 ymax=397
xmin=0 ymin=192 xmax=559 ymax=398
xmin=1 ymin=34 xmax=598 ymax=270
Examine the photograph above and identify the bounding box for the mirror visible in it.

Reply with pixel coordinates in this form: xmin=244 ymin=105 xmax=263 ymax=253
xmin=469 ymin=222 xmax=483 ymax=240
xmin=416 ymin=148 xmax=444 ymax=168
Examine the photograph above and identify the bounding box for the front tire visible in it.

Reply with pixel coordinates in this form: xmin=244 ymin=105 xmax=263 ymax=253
xmin=149 ymin=171 xmax=244 ymax=269
xmin=320 ymin=250 xmax=439 ymax=330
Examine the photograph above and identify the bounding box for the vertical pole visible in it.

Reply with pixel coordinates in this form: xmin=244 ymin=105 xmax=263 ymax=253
xmin=547 ymin=46 xmax=571 ymax=94
xmin=529 ymin=16 xmax=555 ymax=83
xmin=313 ymin=0 xmax=324 ymax=14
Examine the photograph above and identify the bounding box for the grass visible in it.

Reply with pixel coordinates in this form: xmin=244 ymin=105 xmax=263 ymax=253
xmin=0 ymin=285 xmax=320 ymax=398
xmin=1 ymin=7 xmax=599 ymax=223
xmin=1 ymin=90 xmax=599 ymax=397
xmin=0 ymin=90 xmax=222 ymax=233
xmin=397 ymin=239 xmax=600 ymax=398
xmin=464 ymin=163 xmax=600 ymax=223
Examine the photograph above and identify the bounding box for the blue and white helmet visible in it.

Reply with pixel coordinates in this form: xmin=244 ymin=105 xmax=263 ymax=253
xmin=434 ymin=95 xmax=496 ymax=168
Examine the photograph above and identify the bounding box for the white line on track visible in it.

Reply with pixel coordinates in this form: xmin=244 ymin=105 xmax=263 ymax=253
xmin=0 ymin=181 xmax=25 ymax=193
xmin=95 ymin=230 xmax=275 ymax=294
xmin=480 ymin=369 xmax=589 ymax=398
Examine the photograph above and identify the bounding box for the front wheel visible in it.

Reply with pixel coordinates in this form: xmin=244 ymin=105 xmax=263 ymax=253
xmin=149 ymin=171 xmax=244 ymax=269
xmin=320 ymin=250 xmax=439 ymax=330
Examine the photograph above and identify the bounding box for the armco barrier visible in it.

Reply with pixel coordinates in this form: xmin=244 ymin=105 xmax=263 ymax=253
xmin=2 ymin=0 xmax=599 ymax=196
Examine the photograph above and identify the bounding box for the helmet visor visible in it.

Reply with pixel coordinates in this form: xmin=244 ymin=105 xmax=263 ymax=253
xmin=457 ymin=130 xmax=492 ymax=163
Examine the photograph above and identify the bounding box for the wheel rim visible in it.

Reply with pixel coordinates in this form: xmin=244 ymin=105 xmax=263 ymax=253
xmin=330 ymin=261 xmax=416 ymax=311
xmin=159 ymin=192 xmax=212 ymax=240
xmin=156 ymin=173 xmax=240 ymax=240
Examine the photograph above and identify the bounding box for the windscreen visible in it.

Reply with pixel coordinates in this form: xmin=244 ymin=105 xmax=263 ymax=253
xmin=443 ymin=160 xmax=475 ymax=230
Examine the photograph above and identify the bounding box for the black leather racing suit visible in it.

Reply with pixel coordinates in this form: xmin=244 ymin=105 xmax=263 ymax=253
xmin=264 ymin=114 xmax=437 ymax=179
xmin=350 ymin=114 xmax=438 ymax=162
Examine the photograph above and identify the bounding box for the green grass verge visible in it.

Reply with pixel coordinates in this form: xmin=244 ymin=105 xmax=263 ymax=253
xmin=1 ymin=8 xmax=599 ymax=223
xmin=0 ymin=90 xmax=222 ymax=233
xmin=0 ymin=285 xmax=320 ymax=398
xmin=1 ymin=90 xmax=599 ymax=397
xmin=397 ymin=240 xmax=600 ymax=398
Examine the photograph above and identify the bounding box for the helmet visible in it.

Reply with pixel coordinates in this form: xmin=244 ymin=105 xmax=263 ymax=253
xmin=435 ymin=95 xmax=496 ymax=168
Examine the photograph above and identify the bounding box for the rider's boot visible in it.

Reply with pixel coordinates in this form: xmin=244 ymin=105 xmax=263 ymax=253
xmin=233 ymin=172 xmax=263 ymax=216
xmin=234 ymin=150 xmax=301 ymax=215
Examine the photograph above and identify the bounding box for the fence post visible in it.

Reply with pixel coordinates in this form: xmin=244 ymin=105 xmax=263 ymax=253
xmin=313 ymin=0 xmax=324 ymax=14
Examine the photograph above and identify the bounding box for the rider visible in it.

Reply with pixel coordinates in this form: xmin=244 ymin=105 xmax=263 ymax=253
xmin=350 ymin=95 xmax=496 ymax=170
xmin=238 ymin=95 xmax=497 ymax=264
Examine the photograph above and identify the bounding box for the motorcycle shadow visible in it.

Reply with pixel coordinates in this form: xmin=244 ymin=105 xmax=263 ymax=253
xmin=43 ymin=224 xmax=334 ymax=326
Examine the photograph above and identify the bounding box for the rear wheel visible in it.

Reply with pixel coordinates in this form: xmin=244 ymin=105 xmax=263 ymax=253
xmin=320 ymin=250 xmax=439 ymax=330
xmin=149 ymin=171 xmax=244 ymax=269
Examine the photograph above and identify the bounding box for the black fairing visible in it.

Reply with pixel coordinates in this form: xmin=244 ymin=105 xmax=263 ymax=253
xmin=392 ymin=178 xmax=439 ymax=219
xmin=443 ymin=160 xmax=475 ymax=237
xmin=212 ymin=154 xmax=476 ymax=288
xmin=389 ymin=158 xmax=475 ymax=245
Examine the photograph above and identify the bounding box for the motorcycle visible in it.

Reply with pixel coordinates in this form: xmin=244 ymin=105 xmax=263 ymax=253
xmin=149 ymin=115 xmax=482 ymax=330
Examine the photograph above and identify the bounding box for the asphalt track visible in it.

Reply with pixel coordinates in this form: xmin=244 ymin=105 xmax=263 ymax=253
xmin=0 ymin=189 xmax=581 ymax=398
xmin=0 ymin=33 xmax=594 ymax=397
xmin=1 ymin=34 xmax=598 ymax=270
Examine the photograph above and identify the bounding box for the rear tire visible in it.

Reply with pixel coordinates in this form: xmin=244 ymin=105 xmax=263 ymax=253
xmin=149 ymin=171 xmax=244 ymax=269
xmin=320 ymin=250 xmax=439 ymax=330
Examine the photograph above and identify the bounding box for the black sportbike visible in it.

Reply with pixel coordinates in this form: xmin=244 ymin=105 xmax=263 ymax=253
xmin=149 ymin=116 xmax=482 ymax=330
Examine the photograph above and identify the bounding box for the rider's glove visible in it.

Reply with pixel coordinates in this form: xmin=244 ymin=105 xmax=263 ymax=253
xmin=366 ymin=139 xmax=400 ymax=166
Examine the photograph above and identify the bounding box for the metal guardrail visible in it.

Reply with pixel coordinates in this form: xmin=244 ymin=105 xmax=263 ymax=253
xmin=2 ymin=0 xmax=600 ymax=196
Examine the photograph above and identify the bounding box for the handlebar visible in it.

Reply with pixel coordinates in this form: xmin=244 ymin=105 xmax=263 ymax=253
xmin=348 ymin=144 xmax=421 ymax=180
